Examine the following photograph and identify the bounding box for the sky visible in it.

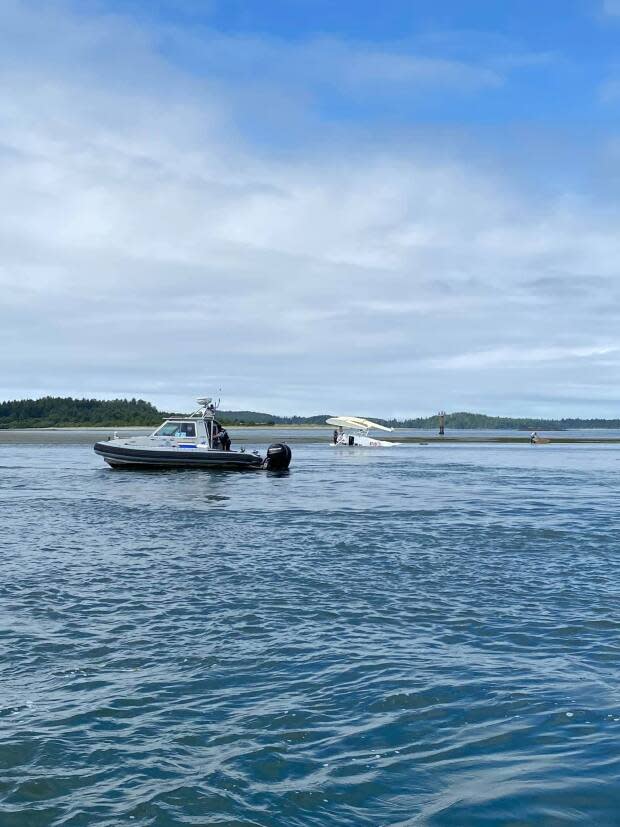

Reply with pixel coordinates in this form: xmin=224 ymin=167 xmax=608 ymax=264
xmin=2 ymin=0 xmax=620 ymax=417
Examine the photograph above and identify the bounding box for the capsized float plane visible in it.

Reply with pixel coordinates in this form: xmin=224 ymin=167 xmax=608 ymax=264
xmin=326 ymin=416 xmax=399 ymax=447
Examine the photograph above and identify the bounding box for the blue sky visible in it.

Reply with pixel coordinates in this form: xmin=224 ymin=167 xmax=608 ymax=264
xmin=2 ymin=0 xmax=620 ymax=416
xmin=90 ymin=0 xmax=620 ymax=126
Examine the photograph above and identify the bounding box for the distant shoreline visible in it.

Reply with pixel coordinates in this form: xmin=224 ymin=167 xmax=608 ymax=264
xmin=3 ymin=425 xmax=620 ymax=448
xmin=4 ymin=397 xmax=620 ymax=431
xmin=3 ymin=423 xmax=620 ymax=432
xmin=0 ymin=423 xmax=329 ymax=431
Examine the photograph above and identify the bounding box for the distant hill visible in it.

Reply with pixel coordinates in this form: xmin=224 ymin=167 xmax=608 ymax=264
xmin=223 ymin=410 xmax=620 ymax=430
xmin=0 ymin=397 xmax=330 ymax=429
xmin=216 ymin=410 xmax=329 ymax=426
xmin=1 ymin=397 xmax=619 ymax=430
xmin=0 ymin=397 xmax=161 ymax=429
xmin=383 ymin=411 xmax=620 ymax=430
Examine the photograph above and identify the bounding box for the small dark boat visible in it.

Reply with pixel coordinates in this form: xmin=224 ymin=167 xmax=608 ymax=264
xmin=94 ymin=397 xmax=291 ymax=471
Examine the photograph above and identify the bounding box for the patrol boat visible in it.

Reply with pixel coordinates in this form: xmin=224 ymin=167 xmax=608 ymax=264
xmin=94 ymin=398 xmax=292 ymax=470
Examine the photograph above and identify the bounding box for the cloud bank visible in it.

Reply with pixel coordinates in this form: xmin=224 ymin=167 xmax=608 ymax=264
xmin=1 ymin=0 xmax=619 ymax=416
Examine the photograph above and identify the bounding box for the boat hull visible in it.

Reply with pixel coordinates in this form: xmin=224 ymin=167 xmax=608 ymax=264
xmin=94 ymin=441 xmax=262 ymax=469
xmin=331 ymin=434 xmax=397 ymax=447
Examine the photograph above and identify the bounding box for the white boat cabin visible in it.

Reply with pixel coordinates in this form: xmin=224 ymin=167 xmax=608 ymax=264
xmin=150 ymin=399 xmax=228 ymax=449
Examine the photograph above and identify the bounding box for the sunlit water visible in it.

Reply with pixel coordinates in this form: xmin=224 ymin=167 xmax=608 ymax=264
xmin=2 ymin=436 xmax=620 ymax=825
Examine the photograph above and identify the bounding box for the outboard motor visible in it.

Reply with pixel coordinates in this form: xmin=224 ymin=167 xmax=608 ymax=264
xmin=264 ymin=443 xmax=292 ymax=471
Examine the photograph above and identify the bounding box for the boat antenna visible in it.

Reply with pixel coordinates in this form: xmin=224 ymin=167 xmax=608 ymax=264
xmin=194 ymin=396 xmax=217 ymax=418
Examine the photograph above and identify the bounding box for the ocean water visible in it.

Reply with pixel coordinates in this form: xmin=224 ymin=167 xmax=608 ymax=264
xmin=2 ymin=436 xmax=620 ymax=826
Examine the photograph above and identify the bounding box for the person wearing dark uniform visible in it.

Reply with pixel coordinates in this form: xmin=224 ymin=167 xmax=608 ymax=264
xmin=212 ymin=422 xmax=231 ymax=451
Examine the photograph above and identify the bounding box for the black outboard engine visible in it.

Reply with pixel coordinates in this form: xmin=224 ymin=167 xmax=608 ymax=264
xmin=264 ymin=443 xmax=292 ymax=471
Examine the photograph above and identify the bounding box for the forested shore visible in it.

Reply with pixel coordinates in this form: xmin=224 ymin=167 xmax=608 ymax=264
xmin=1 ymin=397 xmax=620 ymax=430
xmin=0 ymin=397 xmax=161 ymax=429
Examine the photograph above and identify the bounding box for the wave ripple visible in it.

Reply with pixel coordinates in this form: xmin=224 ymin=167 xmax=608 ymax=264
xmin=2 ymin=442 xmax=620 ymax=825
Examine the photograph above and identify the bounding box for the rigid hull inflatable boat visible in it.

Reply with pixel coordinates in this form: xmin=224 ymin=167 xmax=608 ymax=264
xmin=94 ymin=397 xmax=292 ymax=471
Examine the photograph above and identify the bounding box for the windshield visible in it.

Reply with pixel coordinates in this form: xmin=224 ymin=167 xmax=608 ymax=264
xmin=154 ymin=422 xmax=196 ymax=437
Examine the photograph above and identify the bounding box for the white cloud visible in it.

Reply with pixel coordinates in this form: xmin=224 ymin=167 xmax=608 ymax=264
xmin=423 ymin=345 xmax=620 ymax=371
xmin=599 ymin=74 xmax=620 ymax=101
xmin=1 ymin=1 xmax=620 ymax=416
xmin=157 ymin=26 xmax=503 ymax=97
xmin=602 ymin=0 xmax=620 ymax=16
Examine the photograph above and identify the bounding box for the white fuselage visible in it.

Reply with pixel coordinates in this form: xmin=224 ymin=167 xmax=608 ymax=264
xmin=332 ymin=431 xmax=395 ymax=447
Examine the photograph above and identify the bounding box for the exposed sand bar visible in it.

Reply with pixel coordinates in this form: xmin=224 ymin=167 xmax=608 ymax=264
xmin=394 ymin=436 xmax=620 ymax=444
xmin=0 ymin=427 xmax=153 ymax=444
xmin=0 ymin=427 xmax=309 ymax=445
xmin=2 ymin=427 xmax=620 ymax=446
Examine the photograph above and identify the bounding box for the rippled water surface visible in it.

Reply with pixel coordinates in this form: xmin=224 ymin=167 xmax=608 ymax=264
xmin=2 ymin=437 xmax=620 ymax=825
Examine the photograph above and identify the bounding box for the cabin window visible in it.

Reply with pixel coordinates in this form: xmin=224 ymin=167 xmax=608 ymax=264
xmin=156 ymin=422 xmax=196 ymax=437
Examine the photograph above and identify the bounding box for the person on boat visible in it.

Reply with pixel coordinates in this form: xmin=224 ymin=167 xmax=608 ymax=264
xmin=212 ymin=422 xmax=231 ymax=451
xmin=333 ymin=428 xmax=339 ymax=445
xmin=212 ymin=422 xmax=222 ymax=448
xmin=530 ymin=431 xmax=538 ymax=445
xmin=220 ymin=427 xmax=231 ymax=451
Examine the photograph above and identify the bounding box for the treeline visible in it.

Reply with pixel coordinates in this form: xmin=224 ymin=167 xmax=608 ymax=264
xmin=381 ymin=412 xmax=620 ymax=430
xmin=220 ymin=410 xmax=620 ymax=430
xmin=0 ymin=397 xmax=162 ymax=429
xmin=217 ymin=410 xmax=329 ymax=426
xmin=219 ymin=410 xmax=620 ymax=429
xmin=2 ymin=397 xmax=620 ymax=430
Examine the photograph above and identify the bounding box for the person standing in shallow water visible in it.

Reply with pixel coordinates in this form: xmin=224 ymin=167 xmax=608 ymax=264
xmin=333 ymin=429 xmax=339 ymax=444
